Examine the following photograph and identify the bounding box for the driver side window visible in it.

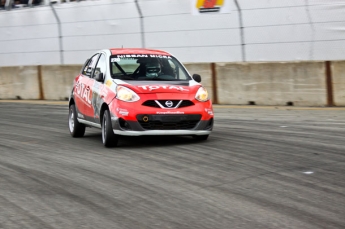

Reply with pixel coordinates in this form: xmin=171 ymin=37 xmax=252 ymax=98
xmin=92 ymin=54 xmax=107 ymax=81
xmin=82 ymin=54 xmax=100 ymax=77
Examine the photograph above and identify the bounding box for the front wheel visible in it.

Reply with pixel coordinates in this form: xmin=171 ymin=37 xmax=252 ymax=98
xmin=68 ymin=104 xmax=85 ymax=137
xmin=102 ymin=110 xmax=119 ymax=147
xmin=193 ymin=135 xmax=209 ymax=141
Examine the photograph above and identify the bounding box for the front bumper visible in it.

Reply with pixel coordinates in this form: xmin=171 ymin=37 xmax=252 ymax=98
xmin=114 ymin=129 xmax=211 ymax=136
xmin=111 ymin=115 xmax=213 ymax=136
xmin=109 ymin=94 xmax=214 ymax=136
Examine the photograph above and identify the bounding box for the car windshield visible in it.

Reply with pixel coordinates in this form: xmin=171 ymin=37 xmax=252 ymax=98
xmin=110 ymin=55 xmax=191 ymax=81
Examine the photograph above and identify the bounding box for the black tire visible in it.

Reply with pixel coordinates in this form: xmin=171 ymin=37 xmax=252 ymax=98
xmin=102 ymin=109 xmax=119 ymax=147
xmin=193 ymin=135 xmax=209 ymax=141
xmin=68 ymin=104 xmax=86 ymax=137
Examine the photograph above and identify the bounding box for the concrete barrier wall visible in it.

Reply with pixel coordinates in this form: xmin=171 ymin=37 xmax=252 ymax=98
xmin=332 ymin=61 xmax=345 ymax=106
xmin=1 ymin=62 xmax=344 ymax=107
xmin=41 ymin=65 xmax=82 ymax=100
xmin=184 ymin=64 xmax=213 ymax=101
xmin=0 ymin=66 xmax=40 ymax=100
xmin=216 ymin=62 xmax=327 ymax=106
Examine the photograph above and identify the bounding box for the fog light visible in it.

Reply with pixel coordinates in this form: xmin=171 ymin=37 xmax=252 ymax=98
xmin=142 ymin=116 xmax=149 ymax=122
xmin=119 ymin=118 xmax=131 ymax=130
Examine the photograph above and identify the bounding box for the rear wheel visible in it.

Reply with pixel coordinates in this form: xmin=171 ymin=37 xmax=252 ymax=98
xmin=68 ymin=104 xmax=85 ymax=137
xmin=193 ymin=135 xmax=209 ymax=141
xmin=102 ymin=109 xmax=119 ymax=147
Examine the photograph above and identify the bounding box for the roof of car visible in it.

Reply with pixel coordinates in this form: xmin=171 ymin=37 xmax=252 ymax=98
xmin=109 ymin=48 xmax=171 ymax=56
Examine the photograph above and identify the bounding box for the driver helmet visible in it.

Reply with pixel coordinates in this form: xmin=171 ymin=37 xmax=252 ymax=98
xmin=146 ymin=59 xmax=161 ymax=77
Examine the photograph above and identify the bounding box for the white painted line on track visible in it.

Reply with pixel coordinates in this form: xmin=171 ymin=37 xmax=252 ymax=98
xmin=0 ymin=100 xmax=68 ymax=105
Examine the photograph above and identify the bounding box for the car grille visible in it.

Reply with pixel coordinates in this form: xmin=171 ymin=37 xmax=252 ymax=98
xmin=142 ymin=100 xmax=194 ymax=109
xmin=137 ymin=114 xmax=201 ymax=130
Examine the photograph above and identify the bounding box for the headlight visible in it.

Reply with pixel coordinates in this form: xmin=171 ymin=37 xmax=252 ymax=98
xmin=116 ymin=86 xmax=140 ymax=102
xmin=195 ymin=87 xmax=209 ymax=102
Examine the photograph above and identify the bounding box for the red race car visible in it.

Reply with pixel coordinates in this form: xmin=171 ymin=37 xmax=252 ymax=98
xmin=68 ymin=48 xmax=214 ymax=147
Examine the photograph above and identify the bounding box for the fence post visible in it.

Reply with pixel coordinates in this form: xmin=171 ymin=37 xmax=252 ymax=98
xmin=135 ymin=0 xmax=146 ymax=48
xmin=50 ymin=0 xmax=64 ymax=64
xmin=37 ymin=65 xmax=45 ymax=100
xmin=211 ymin=63 xmax=218 ymax=104
xmin=305 ymin=0 xmax=315 ymax=60
xmin=234 ymin=0 xmax=246 ymax=62
xmin=325 ymin=61 xmax=334 ymax=106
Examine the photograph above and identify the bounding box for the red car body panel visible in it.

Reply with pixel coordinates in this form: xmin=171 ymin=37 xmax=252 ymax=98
xmin=110 ymin=48 xmax=171 ymax=56
xmin=108 ymin=92 xmax=213 ymax=122
xmin=69 ymin=48 xmax=214 ymax=140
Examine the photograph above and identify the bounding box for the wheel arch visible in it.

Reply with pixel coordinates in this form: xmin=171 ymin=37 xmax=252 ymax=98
xmin=100 ymin=103 xmax=109 ymax=125
xmin=69 ymin=98 xmax=75 ymax=107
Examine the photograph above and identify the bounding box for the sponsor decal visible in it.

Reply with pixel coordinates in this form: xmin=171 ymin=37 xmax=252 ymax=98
xmin=116 ymin=108 xmax=129 ymax=116
xmin=112 ymin=54 xmax=172 ymax=59
xmin=149 ymin=55 xmax=172 ymax=59
xmin=191 ymin=0 xmax=230 ymax=15
xmin=205 ymin=108 xmax=214 ymax=115
xmin=156 ymin=111 xmax=185 ymax=114
xmin=138 ymin=85 xmax=189 ymax=91
xmin=75 ymin=80 xmax=92 ymax=107
xmin=105 ymin=80 xmax=112 ymax=87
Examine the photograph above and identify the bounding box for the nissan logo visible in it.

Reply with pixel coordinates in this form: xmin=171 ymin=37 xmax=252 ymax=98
xmin=165 ymin=100 xmax=173 ymax=107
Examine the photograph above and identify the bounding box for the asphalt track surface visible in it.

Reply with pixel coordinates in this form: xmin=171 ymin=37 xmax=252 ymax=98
xmin=0 ymin=101 xmax=344 ymax=229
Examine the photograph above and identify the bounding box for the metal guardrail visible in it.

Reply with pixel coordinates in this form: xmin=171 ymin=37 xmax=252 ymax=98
xmin=233 ymin=0 xmax=245 ymax=62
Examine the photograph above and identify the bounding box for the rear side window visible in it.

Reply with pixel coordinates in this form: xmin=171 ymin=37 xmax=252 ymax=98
xmin=82 ymin=54 xmax=100 ymax=77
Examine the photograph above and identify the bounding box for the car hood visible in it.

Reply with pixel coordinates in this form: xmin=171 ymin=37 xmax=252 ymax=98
xmin=113 ymin=79 xmax=200 ymax=94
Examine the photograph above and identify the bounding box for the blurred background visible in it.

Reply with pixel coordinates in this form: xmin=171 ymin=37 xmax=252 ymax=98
xmin=0 ymin=0 xmax=344 ymax=106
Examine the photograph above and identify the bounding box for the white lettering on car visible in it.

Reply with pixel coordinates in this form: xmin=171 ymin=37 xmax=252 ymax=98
xmin=111 ymin=58 xmax=121 ymax=62
xmin=149 ymin=55 xmax=172 ymax=59
xmin=138 ymin=85 xmax=149 ymax=90
xmin=75 ymin=79 xmax=92 ymax=105
xmin=115 ymin=55 xmax=149 ymax=58
xmin=137 ymin=85 xmax=189 ymax=91
xmin=76 ymin=81 xmax=81 ymax=94
xmin=116 ymin=108 xmax=129 ymax=116
xmin=149 ymin=86 xmax=160 ymax=91
xmin=156 ymin=111 xmax=185 ymax=114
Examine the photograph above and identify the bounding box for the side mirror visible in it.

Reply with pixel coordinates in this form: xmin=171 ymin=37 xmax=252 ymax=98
xmin=94 ymin=72 xmax=104 ymax=82
xmin=192 ymin=74 xmax=201 ymax=83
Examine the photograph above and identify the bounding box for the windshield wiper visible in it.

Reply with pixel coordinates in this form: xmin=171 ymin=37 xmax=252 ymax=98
xmin=112 ymin=76 xmax=134 ymax=80
xmin=148 ymin=78 xmax=177 ymax=81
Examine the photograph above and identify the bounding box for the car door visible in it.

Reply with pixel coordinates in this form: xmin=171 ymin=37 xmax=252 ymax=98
xmin=75 ymin=53 xmax=100 ymax=121
xmin=90 ymin=53 xmax=107 ymax=124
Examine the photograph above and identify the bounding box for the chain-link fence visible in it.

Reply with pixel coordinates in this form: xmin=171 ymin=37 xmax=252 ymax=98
xmin=0 ymin=0 xmax=344 ymax=66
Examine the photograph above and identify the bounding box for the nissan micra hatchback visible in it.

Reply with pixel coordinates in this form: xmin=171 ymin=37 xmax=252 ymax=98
xmin=68 ymin=48 xmax=214 ymax=147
